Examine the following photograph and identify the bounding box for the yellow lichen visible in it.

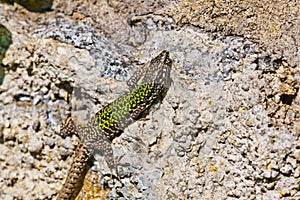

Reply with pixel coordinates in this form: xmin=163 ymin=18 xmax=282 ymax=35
xmin=209 ymin=163 xmax=218 ymax=172
xmin=245 ymin=119 xmax=251 ymax=126
xmin=75 ymin=170 xmax=110 ymax=200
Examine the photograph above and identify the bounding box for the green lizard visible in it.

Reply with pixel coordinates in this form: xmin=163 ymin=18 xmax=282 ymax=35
xmin=56 ymin=50 xmax=173 ymax=199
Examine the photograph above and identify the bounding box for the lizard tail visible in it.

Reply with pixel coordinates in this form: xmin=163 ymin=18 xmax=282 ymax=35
xmin=56 ymin=142 xmax=92 ymax=200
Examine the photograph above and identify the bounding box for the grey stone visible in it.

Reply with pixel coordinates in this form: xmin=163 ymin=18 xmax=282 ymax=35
xmin=28 ymin=135 xmax=43 ymax=154
xmin=280 ymin=164 xmax=293 ymax=175
xmin=32 ymin=120 xmax=41 ymax=132
xmin=63 ymin=136 xmax=73 ymax=149
xmin=0 ymin=1 xmax=298 ymax=199
xmin=3 ymin=127 xmax=17 ymax=141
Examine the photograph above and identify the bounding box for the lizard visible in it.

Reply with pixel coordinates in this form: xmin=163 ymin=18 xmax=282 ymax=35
xmin=56 ymin=50 xmax=173 ymax=200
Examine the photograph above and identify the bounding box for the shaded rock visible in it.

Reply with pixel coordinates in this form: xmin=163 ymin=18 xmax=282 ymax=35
xmin=0 ymin=24 xmax=12 ymax=85
xmin=0 ymin=24 xmax=12 ymax=64
xmin=11 ymin=0 xmax=53 ymax=12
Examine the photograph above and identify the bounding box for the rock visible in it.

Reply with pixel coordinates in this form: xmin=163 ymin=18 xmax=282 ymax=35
xmin=0 ymin=1 xmax=299 ymax=199
xmin=3 ymin=127 xmax=17 ymax=141
xmin=32 ymin=120 xmax=41 ymax=132
xmin=280 ymin=164 xmax=293 ymax=175
xmin=28 ymin=135 xmax=43 ymax=154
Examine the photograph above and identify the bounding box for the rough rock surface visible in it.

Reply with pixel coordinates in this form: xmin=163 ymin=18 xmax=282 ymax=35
xmin=0 ymin=1 xmax=299 ymax=200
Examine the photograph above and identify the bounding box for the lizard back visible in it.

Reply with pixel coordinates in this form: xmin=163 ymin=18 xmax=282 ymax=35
xmin=84 ymin=50 xmax=172 ymax=141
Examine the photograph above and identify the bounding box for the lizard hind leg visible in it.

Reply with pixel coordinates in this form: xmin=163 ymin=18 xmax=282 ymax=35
xmin=85 ymin=135 xmax=115 ymax=170
xmin=85 ymin=135 xmax=124 ymax=184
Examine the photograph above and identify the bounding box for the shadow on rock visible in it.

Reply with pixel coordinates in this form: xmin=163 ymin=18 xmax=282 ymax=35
xmin=1 ymin=0 xmax=53 ymax=12
xmin=0 ymin=24 xmax=12 ymax=85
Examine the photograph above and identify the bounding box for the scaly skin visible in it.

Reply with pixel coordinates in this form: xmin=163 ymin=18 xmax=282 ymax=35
xmin=56 ymin=50 xmax=173 ymax=200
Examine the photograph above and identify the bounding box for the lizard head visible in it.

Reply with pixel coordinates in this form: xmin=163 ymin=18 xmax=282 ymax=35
xmin=136 ymin=50 xmax=173 ymax=93
xmin=127 ymin=50 xmax=173 ymax=119
xmin=148 ymin=50 xmax=173 ymax=89
xmin=127 ymin=50 xmax=173 ymax=91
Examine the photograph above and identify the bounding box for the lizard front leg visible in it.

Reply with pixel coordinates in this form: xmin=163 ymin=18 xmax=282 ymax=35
xmin=59 ymin=115 xmax=76 ymax=137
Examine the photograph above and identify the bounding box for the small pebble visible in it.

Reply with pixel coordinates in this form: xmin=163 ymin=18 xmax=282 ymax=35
xmin=64 ymin=137 xmax=73 ymax=149
xmin=32 ymin=120 xmax=41 ymax=132
xmin=280 ymin=164 xmax=293 ymax=175
xmin=241 ymin=84 xmax=250 ymax=91
xmin=3 ymin=128 xmax=17 ymax=141
xmin=28 ymin=135 xmax=43 ymax=154
xmin=40 ymin=86 xmax=49 ymax=94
